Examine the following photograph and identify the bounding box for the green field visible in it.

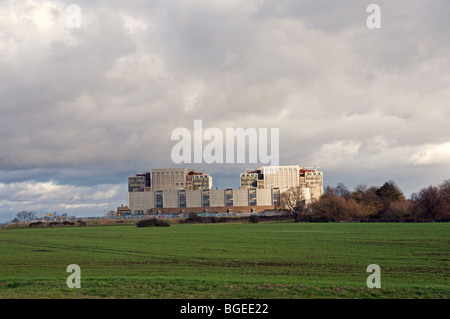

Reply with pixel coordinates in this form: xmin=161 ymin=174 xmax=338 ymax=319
xmin=0 ymin=221 xmax=449 ymax=299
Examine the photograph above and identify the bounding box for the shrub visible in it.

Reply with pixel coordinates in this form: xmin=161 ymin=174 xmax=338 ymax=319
xmin=249 ymin=215 xmax=259 ymax=223
xmin=188 ymin=213 xmax=203 ymax=223
xmin=209 ymin=217 xmax=218 ymax=223
xmin=48 ymin=222 xmax=61 ymax=227
xmin=29 ymin=221 xmax=43 ymax=227
xmin=136 ymin=218 xmax=170 ymax=227
xmin=77 ymin=220 xmax=86 ymax=226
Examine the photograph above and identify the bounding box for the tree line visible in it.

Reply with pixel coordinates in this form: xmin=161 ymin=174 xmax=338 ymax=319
xmin=278 ymin=179 xmax=450 ymax=222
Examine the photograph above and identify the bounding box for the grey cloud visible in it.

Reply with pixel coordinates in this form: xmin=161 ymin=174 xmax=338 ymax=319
xmin=0 ymin=0 xmax=449 ymax=222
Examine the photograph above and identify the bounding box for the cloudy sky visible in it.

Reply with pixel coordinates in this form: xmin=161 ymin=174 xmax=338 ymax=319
xmin=1 ymin=0 xmax=449 ymax=222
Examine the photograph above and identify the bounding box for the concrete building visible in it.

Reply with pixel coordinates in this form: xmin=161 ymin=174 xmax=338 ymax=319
xmin=262 ymin=165 xmax=302 ymax=190
xmin=186 ymin=171 xmax=213 ymax=190
xmin=150 ymin=168 xmax=189 ymax=191
xmin=128 ymin=173 xmax=150 ymax=192
xmin=127 ymin=165 xmax=323 ymax=216
xmin=127 ymin=187 xmax=282 ymax=215
xmin=240 ymin=165 xmax=324 ymax=200
xmin=129 ymin=168 xmax=212 ymax=192
xmin=117 ymin=205 xmax=132 ymax=217
xmin=240 ymin=171 xmax=263 ymax=189
xmin=300 ymin=168 xmax=324 ymax=200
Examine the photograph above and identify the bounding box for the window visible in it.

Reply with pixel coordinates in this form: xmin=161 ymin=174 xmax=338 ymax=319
xmin=155 ymin=190 xmax=164 ymax=209
xmin=249 ymin=188 xmax=257 ymax=206
xmin=272 ymin=187 xmax=280 ymax=206
xmin=179 ymin=190 xmax=186 ymax=208
xmin=226 ymin=188 xmax=234 ymax=207
xmin=202 ymin=189 xmax=210 ymax=207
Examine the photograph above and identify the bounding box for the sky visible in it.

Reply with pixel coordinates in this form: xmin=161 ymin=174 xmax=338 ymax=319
xmin=1 ymin=0 xmax=449 ymax=222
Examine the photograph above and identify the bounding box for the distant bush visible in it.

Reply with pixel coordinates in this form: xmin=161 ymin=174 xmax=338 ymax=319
xmin=306 ymin=216 xmax=334 ymax=223
xmin=208 ymin=217 xmax=218 ymax=223
xmin=249 ymin=215 xmax=259 ymax=223
xmin=185 ymin=213 xmax=203 ymax=223
xmin=77 ymin=220 xmax=86 ymax=226
xmin=29 ymin=221 xmax=43 ymax=227
xmin=46 ymin=221 xmax=76 ymax=227
xmin=48 ymin=222 xmax=60 ymax=227
xmin=180 ymin=213 xmax=225 ymax=224
xmin=136 ymin=218 xmax=170 ymax=227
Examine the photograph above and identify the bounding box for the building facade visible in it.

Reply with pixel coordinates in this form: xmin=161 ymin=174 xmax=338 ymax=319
xmin=128 ymin=173 xmax=150 ymax=192
xmin=127 ymin=165 xmax=323 ymax=216
xmin=300 ymin=168 xmax=324 ymax=200
xmin=240 ymin=165 xmax=324 ymax=200
xmin=150 ymin=168 xmax=190 ymax=191
xmin=129 ymin=168 xmax=212 ymax=192
xmin=186 ymin=171 xmax=213 ymax=190
xmin=128 ymin=187 xmax=281 ymax=215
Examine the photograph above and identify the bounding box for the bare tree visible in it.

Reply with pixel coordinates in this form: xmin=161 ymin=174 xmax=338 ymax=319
xmin=277 ymin=186 xmax=308 ymax=222
xmin=335 ymin=183 xmax=351 ymax=199
xmin=15 ymin=211 xmax=37 ymax=222
xmin=411 ymin=186 xmax=444 ymax=220
xmin=384 ymin=201 xmax=412 ymax=219
xmin=106 ymin=210 xmax=116 ymax=218
xmin=439 ymin=179 xmax=450 ymax=212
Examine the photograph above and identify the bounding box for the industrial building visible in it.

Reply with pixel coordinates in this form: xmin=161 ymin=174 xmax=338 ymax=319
xmin=128 ymin=168 xmax=212 ymax=192
xmin=126 ymin=165 xmax=323 ymax=216
xmin=240 ymin=165 xmax=323 ymax=200
xmin=128 ymin=187 xmax=281 ymax=215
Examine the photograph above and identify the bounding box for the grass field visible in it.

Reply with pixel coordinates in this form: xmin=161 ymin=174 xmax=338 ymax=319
xmin=0 ymin=221 xmax=448 ymax=299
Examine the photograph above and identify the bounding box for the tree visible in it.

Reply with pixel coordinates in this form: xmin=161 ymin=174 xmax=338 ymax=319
xmin=361 ymin=186 xmax=380 ymax=208
xmin=352 ymin=184 xmax=367 ymax=203
xmin=335 ymin=183 xmax=351 ymax=199
xmin=375 ymin=181 xmax=406 ymax=216
xmin=278 ymin=186 xmax=308 ymax=222
xmin=439 ymin=179 xmax=450 ymax=212
xmin=383 ymin=201 xmax=412 ymax=220
xmin=375 ymin=181 xmax=405 ymax=202
xmin=15 ymin=211 xmax=37 ymax=222
xmin=411 ymin=186 xmax=444 ymax=220
xmin=106 ymin=210 xmax=116 ymax=218
xmin=310 ymin=190 xmax=348 ymax=220
xmin=351 ymin=185 xmax=378 ymax=216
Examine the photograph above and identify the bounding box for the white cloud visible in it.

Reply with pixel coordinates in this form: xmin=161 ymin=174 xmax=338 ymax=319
xmin=313 ymin=140 xmax=361 ymax=168
xmin=0 ymin=181 xmax=123 ymax=217
xmin=123 ymin=15 xmax=149 ymax=34
xmin=410 ymin=142 xmax=450 ymax=165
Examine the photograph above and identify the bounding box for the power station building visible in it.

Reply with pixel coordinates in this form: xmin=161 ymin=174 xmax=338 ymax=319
xmin=127 ymin=165 xmax=323 ymax=216
xmin=128 ymin=187 xmax=280 ymax=215
xmin=240 ymin=165 xmax=323 ymax=200
xmin=128 ymin=168 xmax=212 ymax=192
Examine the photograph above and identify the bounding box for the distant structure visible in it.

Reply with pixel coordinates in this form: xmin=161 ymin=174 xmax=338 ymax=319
xmin=117 ymin=205 xmax=132 ymax=217
xmin=128 ymin=168 xmax=212 ymax=192
xmin=240 ymin=165 xmax=323 ymax=200
xmin=127 ymin=165 xmax=323 ymax=216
